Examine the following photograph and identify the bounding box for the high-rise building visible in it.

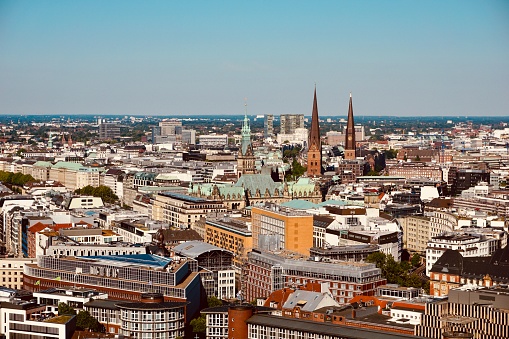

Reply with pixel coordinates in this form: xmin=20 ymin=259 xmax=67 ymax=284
xmin=182 ymin=129 xmax=196 ymax=145
xmin=98 ymin=122 xmax=121 ymax=140
xmin=264 ymin=114 xmax=274 ymax=138
xmin=307 ymin=87 xmax=322 ymax=176
xmin=280 ymin=114 xmax=304 ymax=134
xmin=344 ymin=93 xmax=356 ymax=160
xmin=159 ymin=119 xmax=182 ymax=136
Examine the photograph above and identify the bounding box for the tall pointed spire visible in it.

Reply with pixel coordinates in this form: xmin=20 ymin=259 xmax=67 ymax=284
xmin=344 ymin=92 xmax=356 ymax=160
xmin=238 ymin=99 xmax=256 ymax=178
xmin=310 ymin=86 xmax=320 ymax=149
xmin=240 ymin=100 xmax=251 ymax=156
xmin=307 ymin=86 xmax=322 ymax=176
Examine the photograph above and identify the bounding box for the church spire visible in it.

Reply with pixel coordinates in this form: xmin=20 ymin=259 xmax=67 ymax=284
xmin=240 ymin=100 xmax=251 ymax=155
xmin=344 ymin=92 xmax=356 ymax=160
xmin=310 ymin=86 xmax=320 ymax=149
xmin=238 ymin=100 xmax=256 ymax=178
xmin=307 ymin=86 xmax=322 ymax=176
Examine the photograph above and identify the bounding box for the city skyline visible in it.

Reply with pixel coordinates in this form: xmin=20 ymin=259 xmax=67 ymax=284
xmin=1 ymin=0 xmax=508 ymax=116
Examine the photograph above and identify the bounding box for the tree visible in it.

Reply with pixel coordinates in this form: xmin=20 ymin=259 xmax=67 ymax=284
xmin=207 ymin=296 xmax=223 ymax=308
xmin=366 ymin=252 xmax=387 ymax=270
xmin=385 ymin=149 xmax=398 ymax=159
xmin=405 ymin=274 xmax=423 ymax=288
xmin=411 ymin=253 xmax=421 ymax=267
xmin=366 ymin=252 xmax=427 ymax=290
xmin=76 ymin=310 xmax=101 ymax=332
xmin=58 ymin=302 xmax=76 ymax=316
xmin=74 ymin=185 xmax=119 ymax=204
xmin=190 ymin=315 xmax=206 ymax=333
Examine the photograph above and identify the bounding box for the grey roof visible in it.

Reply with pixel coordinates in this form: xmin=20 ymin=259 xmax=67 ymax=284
xmin=234 ymin=174 xmax=282 ymax=197
xmin=173 ymin=241 xmax=233 ymax=258
xmin=116 ymin=301 xmax=187 ymax=310
xmin=84 ymin=299 xmax=121 ymax=310
xmin=282 ymin=290 xmax=331 ymax=312
xmin=246 ymin=314 xmax=421 ymax=339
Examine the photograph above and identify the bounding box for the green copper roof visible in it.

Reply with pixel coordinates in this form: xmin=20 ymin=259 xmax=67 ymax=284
xmin=280 ymin=199 xmax=318 ymax=209
xmin=33 ymin=161 xmax=53 ymax=168
xmin=319 ymin=200 xmax=364 ymax=207
xmin=235 ymin=174 xmax=282 ymax=197
xmin=52 ymin=161 xmax=84 ymax=171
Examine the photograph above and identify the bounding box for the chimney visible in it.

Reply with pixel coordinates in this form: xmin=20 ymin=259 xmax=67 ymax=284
xmin=351 ymin=309 xmax=356 ymax=319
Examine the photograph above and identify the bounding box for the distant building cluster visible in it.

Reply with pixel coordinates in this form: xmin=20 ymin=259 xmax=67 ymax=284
xmin=0 ymin=91 xmax=507 ymax=338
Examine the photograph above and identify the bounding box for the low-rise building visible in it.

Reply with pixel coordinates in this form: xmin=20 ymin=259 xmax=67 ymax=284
xmin=415 ymin=285 xmax=509 ymax=339
xmin=244 ymin=249 xmax=386 ymax=304
xmin=429 ymin=246 xmax=509 ymax=296
xmin=0 ymin=299 xmax=76 ymax=339
xmin=0 ymin=258 xmax=37 ymax=290
xmin=425 ymin=228 xmax=507 ymax=277
xmin=151 ymin=192 xmax=226 ymax=229
xmin=23 ymin=254 xmax=202 ymax=320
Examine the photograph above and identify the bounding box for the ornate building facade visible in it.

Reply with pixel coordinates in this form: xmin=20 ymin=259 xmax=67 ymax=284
xmin=237 ymin=106 xmax=256 ymax=178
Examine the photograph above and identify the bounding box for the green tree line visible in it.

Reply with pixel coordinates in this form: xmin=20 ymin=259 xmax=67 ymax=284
xmin=366 ymin=252 xmax=429 ymax=293
xmin=0 ymin=171 xmax=37 ymax=186
xmin=74 ymin=185 xmax=119 ymax=204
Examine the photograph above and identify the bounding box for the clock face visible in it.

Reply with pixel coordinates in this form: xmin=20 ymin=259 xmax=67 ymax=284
xmin=348 ymin=136 xmax=352 ymax=141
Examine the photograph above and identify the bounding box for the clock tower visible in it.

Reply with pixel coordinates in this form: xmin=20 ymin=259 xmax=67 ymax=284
xmin=344 ymin=93 xmax=356 ymax=160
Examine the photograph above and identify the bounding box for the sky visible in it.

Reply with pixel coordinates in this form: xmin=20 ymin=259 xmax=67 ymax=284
xmin=0 ymin=0 xmax=508 ymax=117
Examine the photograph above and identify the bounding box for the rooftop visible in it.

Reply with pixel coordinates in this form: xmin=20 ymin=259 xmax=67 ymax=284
xmin=77 ymin=254 xmax=172 ymax=269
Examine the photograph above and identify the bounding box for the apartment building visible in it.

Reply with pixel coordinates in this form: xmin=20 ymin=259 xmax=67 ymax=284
xmin=0 ymin=300 xmax=76 ymax=339
xmin=151 ymin=192 xmax=226 ymax=229
xmin=0 ymin=258 xmax=37 ymax=290
xmin=425 ymin=229 xmax=507 ymax=277
xmin=204 ymin=216 xmax=253 ymax=269
xmin=398 ymin=215 xmax=431 ymax=253
xmin=429 ymin=246 xmax=509 ymax=297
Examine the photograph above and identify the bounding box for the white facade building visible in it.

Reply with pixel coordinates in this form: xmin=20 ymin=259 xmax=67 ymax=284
xmin=425 ymin=229 xmax=507 ymax=276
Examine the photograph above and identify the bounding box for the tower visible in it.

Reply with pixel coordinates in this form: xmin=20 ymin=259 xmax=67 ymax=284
xmin=264 ymin=114 xmax=274 ymax=138
xmin=344 ymin=93 xmax=356 ymax=160
xmin=237 ymin=103 xmax=256 ymax=178
xmin=307 ymin=87 xmax=322 ymax=176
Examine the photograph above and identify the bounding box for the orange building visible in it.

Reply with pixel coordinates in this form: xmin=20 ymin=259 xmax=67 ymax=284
xmin=205 ymin=216 xmax=253 ymax=268
xmin=251 ymin=203 xmax=313 ymax=256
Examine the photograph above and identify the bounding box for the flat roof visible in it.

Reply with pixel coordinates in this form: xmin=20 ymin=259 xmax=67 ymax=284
xmin=77 ymin=254 xmax=172 ymax=268
xmin=246 ymin=314 xmax=419 ymax=339
xmin=159 ymin=192 xmax=209 ymax=203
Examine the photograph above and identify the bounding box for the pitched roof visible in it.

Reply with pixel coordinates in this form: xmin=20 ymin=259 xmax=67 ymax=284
xmin=28 ymin=221 xmax=52 ymax=233
xmin=235 ymin=174 xmax=282 ymax=197
xmin=283 ymin=290 xmax=331 ymax=312
xmin=430 ymin=247 xmax=509 ymax=282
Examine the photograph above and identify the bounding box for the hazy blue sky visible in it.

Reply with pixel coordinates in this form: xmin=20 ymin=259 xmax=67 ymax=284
xmin=1 ymin=0 xmax=508 ymax=116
